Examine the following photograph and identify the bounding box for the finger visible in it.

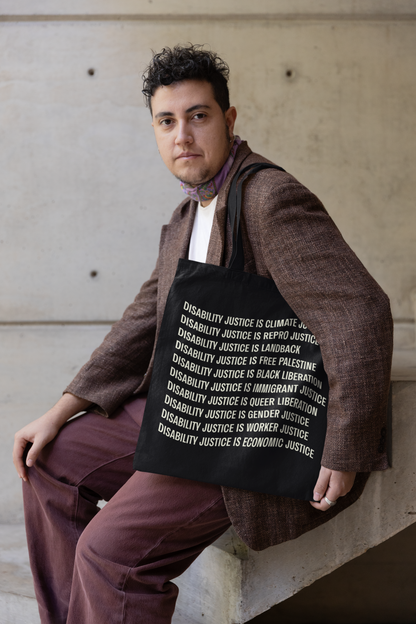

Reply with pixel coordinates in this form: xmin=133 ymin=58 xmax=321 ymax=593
xmin=25 ymin=438 xmax=46 ymax=467
xmin=327 ymin=471 xmax=356 ymax=499
xmin=310 ymin=470 xmax=356 ymax=511
xmin=12 ymin=437 xmax=30 ymax=481
xmin=310 ymin=495 xmax=334 ymax=512
xmin=325 ymin=480 xmax=341 ymax=502
xmin=312 ymin=466 xmax=331 ymax=502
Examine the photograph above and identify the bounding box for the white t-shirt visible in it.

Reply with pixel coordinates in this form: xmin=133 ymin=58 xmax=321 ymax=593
xmin=188 ymin=195 xmax=218 ymax=263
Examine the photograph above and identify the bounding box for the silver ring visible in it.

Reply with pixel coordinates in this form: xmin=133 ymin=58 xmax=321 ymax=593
xmin=324 ymin=496 xmax=337 ymax=507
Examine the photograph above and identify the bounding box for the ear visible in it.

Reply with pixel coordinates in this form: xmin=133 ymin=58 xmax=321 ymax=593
xmin=225 ymin=106 xmax=237 ymax=138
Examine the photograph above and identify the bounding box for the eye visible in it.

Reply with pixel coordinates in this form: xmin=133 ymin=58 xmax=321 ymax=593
xmin=193 ymin=112 xmax=207 ymax=121
xmin=159 ymin=118 xmax=173 ymax=126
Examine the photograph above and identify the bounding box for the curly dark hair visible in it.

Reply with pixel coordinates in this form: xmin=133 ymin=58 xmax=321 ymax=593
xmin=142 ymin=44 xmax=230 ymax=114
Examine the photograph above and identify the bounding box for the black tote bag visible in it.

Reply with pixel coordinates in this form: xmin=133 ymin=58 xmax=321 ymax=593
xmin=134 ymin=163 xmax=329 ymax=500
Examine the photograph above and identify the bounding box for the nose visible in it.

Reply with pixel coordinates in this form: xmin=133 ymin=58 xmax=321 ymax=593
xmin=175 ymin=121 xmax=193 ymax=148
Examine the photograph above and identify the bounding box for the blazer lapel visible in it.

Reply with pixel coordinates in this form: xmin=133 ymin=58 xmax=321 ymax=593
xmin=157 ymin=197 xmax=197 ymax=309
xmin=206 ymin=141 xmax=252 ymax=267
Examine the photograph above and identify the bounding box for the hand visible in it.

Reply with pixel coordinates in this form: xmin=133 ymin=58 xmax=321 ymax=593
xmin=310 ymin=466 xmax=356 ymax=511
xmin=13 ymin=415 xmax=62 ymax=482
xmin=13 ymin=393 xmax=91 ymax=482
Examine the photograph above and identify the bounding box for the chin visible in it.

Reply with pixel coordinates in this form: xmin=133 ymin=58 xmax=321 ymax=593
xmin=172 ymin=160 xmax=212 ymax=186
xmin=178 ymin=177 xmax=206 ymax=186
xmin=176 ymin=169 xmax=212 ymax=186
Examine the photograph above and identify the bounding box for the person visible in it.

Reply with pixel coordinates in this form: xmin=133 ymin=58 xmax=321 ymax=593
xmin=13 ymin=44 xmax=393 ymax=624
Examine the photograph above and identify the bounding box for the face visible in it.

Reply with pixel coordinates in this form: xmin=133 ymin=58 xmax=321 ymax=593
xmin=151 ymin=80 xmax=237 ymax=186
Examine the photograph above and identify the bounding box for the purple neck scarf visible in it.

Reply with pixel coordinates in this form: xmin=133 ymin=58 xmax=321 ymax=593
xmin=180 ymin=136 xmax=242 ymax=202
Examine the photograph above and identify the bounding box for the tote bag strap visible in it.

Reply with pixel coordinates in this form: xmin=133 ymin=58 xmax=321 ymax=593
xmin=227 ymin=162 xmax=286 ymax=271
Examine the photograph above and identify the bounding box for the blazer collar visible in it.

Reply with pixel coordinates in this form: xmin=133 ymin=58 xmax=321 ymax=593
xmin=206 ymin=141 xmax=252 ymax=266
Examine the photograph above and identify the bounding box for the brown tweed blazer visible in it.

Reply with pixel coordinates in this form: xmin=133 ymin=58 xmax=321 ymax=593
xmin=66 ymin=142 xmax=393 ymax=551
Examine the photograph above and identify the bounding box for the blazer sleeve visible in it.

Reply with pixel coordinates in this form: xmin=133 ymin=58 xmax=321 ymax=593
xmin=249 ymin=173 xmax=393 ymax=472
xmin=64 ymin=257 xmax=159 ymax=417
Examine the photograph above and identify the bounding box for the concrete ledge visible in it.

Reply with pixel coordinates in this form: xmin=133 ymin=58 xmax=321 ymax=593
xmin=174 ymin=543 xmax=242 ymax=624
xmin=1 ymin=381 xmax=415 ymax=623
xmin=181 ymin=380 xmax=416 ymax=622
xmin=235 ymin=380 xmax=416 ymax=621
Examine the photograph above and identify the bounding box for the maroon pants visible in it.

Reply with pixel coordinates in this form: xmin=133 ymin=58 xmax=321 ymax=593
xmin=23 ymin=396 xmax=231 ymax=624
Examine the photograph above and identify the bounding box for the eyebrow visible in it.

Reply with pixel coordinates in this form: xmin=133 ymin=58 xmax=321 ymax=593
xmin=154 ymin=104 xmax=211 ymax=119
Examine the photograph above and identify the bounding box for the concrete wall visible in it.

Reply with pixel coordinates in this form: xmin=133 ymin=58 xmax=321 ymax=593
xmin=1 ymin=0 xmax=415 ymax=518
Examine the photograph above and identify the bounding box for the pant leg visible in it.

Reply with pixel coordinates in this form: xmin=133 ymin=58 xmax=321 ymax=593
xmin=68 ymin=470 xmax=230 ymax=624
xmin=24 ymin=396 xmax=231 ymax=624
xmin=23 ymin=396 xmax=147 ymax=624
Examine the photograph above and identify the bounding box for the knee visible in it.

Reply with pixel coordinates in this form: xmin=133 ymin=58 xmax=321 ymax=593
xmin=74 ymin=521 xmax=128 ymax=585
xmin=75 ymin=524 xmax=96 ymax=568
xmin=75 ymin=519 xmax=113 ymax=568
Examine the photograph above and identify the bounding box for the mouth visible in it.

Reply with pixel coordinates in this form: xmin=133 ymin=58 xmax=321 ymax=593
xmin=175 ymin=152 xmax=201 ymax=161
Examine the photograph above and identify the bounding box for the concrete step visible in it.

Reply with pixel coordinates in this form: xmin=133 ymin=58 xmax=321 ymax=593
xmin=0 ymin=525 xmax=39 ymax=624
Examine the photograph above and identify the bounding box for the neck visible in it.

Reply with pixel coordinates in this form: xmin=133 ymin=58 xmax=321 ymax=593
xmin=200 ymin=197 xmax=214 ymax=207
